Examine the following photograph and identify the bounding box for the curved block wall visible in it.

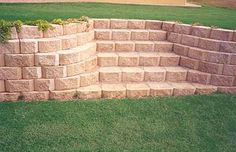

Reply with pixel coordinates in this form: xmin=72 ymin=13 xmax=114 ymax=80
xmin=0 ymin=18 xmax=236 ymax=102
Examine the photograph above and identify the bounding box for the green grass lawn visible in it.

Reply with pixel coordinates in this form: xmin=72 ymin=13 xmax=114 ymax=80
xmin=0 ymin=3 xmax=236 ymax=29
xmin=0 ymin=93 xmax=236 ymax=152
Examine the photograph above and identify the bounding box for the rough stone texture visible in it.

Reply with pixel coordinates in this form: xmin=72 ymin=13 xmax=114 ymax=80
xmin=198 ymin=61 xmax=224 ymax=74
xmin=145 ymin=20 xmax=162 ymax=30
xmin=210 ymin=74 xmax=234 ymax=86
xmin=78 ymin=85 xmax=102 ymax=99
xmin=128 ymin=20 xmax=145 ymax=29
xmin=97 ymin=53 xmax=118 ymax=67
xmin=0 ymin=93 xmax=20 ymax=102
xmin=80 ymin=72 xmax=99 ymax=87
xmin=144 ymin=67 xmax=166 ymax=82
xmin=115 ymin=41 xmax=135 ymax=52
xmin=95 ymin=29 xmax=111 ymax=40
xmin=198 ymin=38 xmax=221 ymax=52
xmin=22 ymin=91 xmax=49 ymax=101
xmin=230 ymin=54 xmax=236 ymax=65
xmin=219 ymin=41 xmax=236 ymax=53
xmin=118 ymin=53 xmax=139 ymax=67
xmin=94 ymin=19 xmax=110 ymax=29
xmin=135 ymin=41 xmax=154 ymax=52
xmin=112 ymin=30 xmax=130 ymax=40
xmin=99 ymin=67 xmax=122 ymax=82
xmin=19 ymin=25 xmax=43 ymax=39
xmin=6 ymin=80 xmax=34 ymax=92
xmin=110 ymin=19 xmax=128 ymax=29
xmin=10 ymin=27 xmax=18 ymax=39
xmin=35 ymin=53 xmax=59 ymax=66
xmin=44 ymin=24 xmax=63 ymax=38
xmin=206 ymin=51 xmax=230 ymax=64
xmin=0 ymin=54 xmax=4 ymax=67
xmin=181 ymin=35 xmax=199 ymax=47
xmin=38 ymin=38 xmax=61 ymax=53
xmin=67 ymin=62 xmax=85 ymax=76
xmin=180 ymin=56 xmax=199 ymax=70
xmin=34 ymin=79 xmax=55 ymax=91
xmin=63 ymin=23 xmax=78 ymax=35
xmin=59 ymin=50 xmax=80 ymax=65
xmin=50 ymin=89 xmax=76 ymax=100
xmin=167 ymin=32 xmax=182 ymax=43
xmin=139 ymin=53 xmax=160 ymax=66
xmin=131 ymin=30 xmax=149 ymax=41
xmin=23 ymin=67 xmax=42 ymax=79
xmin=148 ymin=82 xmax=173 ymax=97
xmin=42 ymin=66 xmax=67 ymax=78
xmin=187 ymin=70 xmax=211 ymax=84
xmin=127 ymin=83 xmax=150 ymax=98
xmin=218 ymin=87 xmax=236 ymax=94
xmin=210 ymin=28 xmax=234 ymax=41
xmin=0 ymin=67 xmax=22 ymax=80
xmin=0 ymin=81 xmax=5 ymax=92
xmin=0 ymin=40 xmax=20 ymax=54
xmin=192 ymin=83 xmax=217 ymax=95
xmin=55 ymin=76 xmax=80 ymax=90
xmin=122 ymin=67 xmax=144 ymax=82
xmin=162 ymin=21 xmax=175 ymax=32
xmin=188 ymin=47 xmax=208 ymax=60
xmin=61 ymin=35 xmax=77 ymax=50
xmin=165 ymin=67 xmax=187 ymax=82
xmin=149 ymin=30 xmax=166 ymax=41
xmin=96 ymin=41 xmax=114 ymax=52
xmin=159 ymin=53 xmax=180 ymax=66
xmin=5 ymin=54 xmax=34 ymax=67
xmin=174 ymin=24 xmax=192 ymax=35
xmin=191 ymin=26 xmax=211 ymax=38
xmin=154 ymin=42 xmax=173 ymax=52
xmin=20 ymin=39 xmax=38 ymax=54
xmin=173 ymin=44 xmax=189 ymax=56
xmin=172 ymin=83 xmax=196 ymax=96
xmin=102 ymin=84 xmax=126 ymax=99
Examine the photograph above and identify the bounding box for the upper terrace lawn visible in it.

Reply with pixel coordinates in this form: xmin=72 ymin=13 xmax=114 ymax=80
xmin=0 ymin=3 xmax=236 ymax=29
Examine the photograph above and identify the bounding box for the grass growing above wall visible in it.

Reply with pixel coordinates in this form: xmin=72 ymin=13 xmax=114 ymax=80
xmin=0 ymin=93 xmax=236 ymax=152
xmin=0 ymin=3 xmax=236 ymax=29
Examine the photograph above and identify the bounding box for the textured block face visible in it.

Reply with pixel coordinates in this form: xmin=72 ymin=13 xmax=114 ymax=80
xmin=44 ymin=24 xmax=63 ymax=38
xmin=135 ymin=41 xmax=154 ymax=52
xmin=154 ymin=42 xmax=173 ymax=52
xmin=38 ymin=38 xmax=61 ymax=53
xmin=172 ymin=83 xmax=196 ymax=96
xmin=131 ymin=30 xmax=149 ymax=41
xmin=233 ymin=32 xmax=236 ymax=42
xmin=5 ymin=54 xmax=34 ymax=67
xmin=35 ymin=53 xmax=59 ymax=66
xmin=19 ymin=25 xmax=43 ymax=39
xmin=0 ymin=81 xmax=5 ymax=92
xmin=128 ymin=20 xmax=145 ymax=29
xmin=0 ymin=67 xmax=21 ymax=80
xmin=210 ymin=75 xmax=234 ymax=86
xmin=148 ymin=83 xmax=173 ymax=97
xmin=6 ymin=80 xmax=34 ymax=92
xmin=230 ymin=55 xmax=236 ymax=65
xmin=80 ymin=72 xmax=99 ymax=87
xmin=118 ymin=53 xmax=139 ymax=66
xmin=20 ymin=39 xmax=38 ymax=54
xmin=67 ymin=62 xmax=85 ymax=77
xmin=0 ymin=54 xmax=4 ymax=67
xmin=96 ymin=41 xmax=114 ymax=52
xmin=115 ymin=41 xmax=135 ymax=52
xmin=181 ymin=35 xmax=199 ymax=47
xmin=55 ymin=76 xmax=80 ymax=90
xmin=122 ymin=67 xmax=144 ymax=82
xmin=0 ymin=93 xmax=20 ymax=102
xmin=198 ymin=61 xmax=223 ymax=74
xmin=159 ymin=54 xmax=180 ymax=66
xmin=166 ymin=67 xmax=187 ymax=82
xmin=35 ymin=79 xmax=55 ymax=91
xmin=23 ymin=67 xmax=42 ymax=79
xmin=50 ymin=90 xmax=76 ymax=100
xmin=173 ymin=44 xmax=189 ymax=56
xmin=10 ymin=27 xmax=18 ymax=40
xmin=97 ymin=53 xmax=118 ymax=67
xmin=59 ymin=51 xmax=80 ymax=65
xmin=192 ymin=83 xmax=217 ymax=95
xmin=112 ymin=30 xmax=131 ymax=40
xmin=210 ymin=28 xmax=234 ymax=41
xmin=149 ymin=30 xmax=166 ymax=41
xmin=110 ymin=19 xmax=128 ymax=29
xmin=95 ymin=30 xmax=111 ymax=40
xmin=85 ymin=56 xmax=98 ymax=72
xmin=0 ymin=40 xmax=20 ymax=54
xmin=187 ymin=70 xmax=211 ymax=84
xmin=220 ymin=41 xmax=236 ymax=53
xmin=139 ymin=53 xmax=160 ymax=66
xmin=145 ymin=20 xmax=162 ymax=30
xmin=42 ymin=66 xmax=67 ymax=78
xmin=127 ymin=83 xmax=150 ymax=98
xmin=63 ymin=23 xmax=78 ymax=35
xmin=99 ymin=67 xmax=121 ymax=82
xmin=144 ymin=67 xmax=166 ymax=82
xmin=77 ymin=32 xmax=89 ymax=45
xmin=78 ymin=85 xmax=102 ymax=99
xmin=180 ymin=56 xmax=199 ymax=70
xmin=174 ymin=24 xmax=192 ymax=35
xmin=188 ymin=47 xmax=208 ymax=60
xmin=191 ymin=26 xmax=211 ymax=38
xmin=206 ymin=51 xmax=230 ymax=64
xmin=198 ymin=38 xmax=220 ymax=52
xmin=61 ymin=35 xmax=77 ymax=50
xmin=167 ymin=32 xmax=182 ymax=43
xmin=162 ymin=21 xmax=175 ymax=32
xmin=218 ymin=87 xmax=236 ymax=94
xmin=22 ymin=91 xmax=49 ymax=101
xmin=102 ymin=84 xmax=126 ymax=99
xmin=94 ymin=19 xmax=110 ymax=29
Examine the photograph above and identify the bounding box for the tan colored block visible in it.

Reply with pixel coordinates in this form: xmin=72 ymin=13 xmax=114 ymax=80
xmin=145 ymin=20 xmax=162 ymax=30
xmin=180 ymin=56 xmax=199 ymax=70
xmin=55 ymin=76 xmax=80 ymax=90
xmin=0 ymin=67 xmax=21 ymax=80
xmin=172 ymin=83 xmax=196 ymax=96
xmin=5 ymin=54 xmax=34 ymax=67
xmin=0 ymin=40 xmax=20 ymax=54
xmin=206 ymin=51 xmax=230 ymax=64
xmin=198 ymin=61 xmax=223 ymax=74
xmin=78 ymin=85 xmax=102 ymax=99
xmin=122 ymin=67 xmax=144 ymax=82
xmin=61 ymin=35 xmax=77 ymax=50
xmin=181 ymin=35 xmax=199 ymax=47
xmin=149 ymin=30 xmax=166 ymax=41
xmin=20 ymin=39 xmax=38 ymax=54
xmin=148 ymin=82 xmax=173 ymax=97
xmin=95 ymin=29 xmax=111 ymax=40
xmin=198 ymin=38 xmax=221 ymax=52
xmin=135 ymin=41 xmax=154 ymax=52
xmin=63 ymin=23 xmax=78 ymax=35
xmin=35 ymin=53 xmax=59 ymax=66
xmin=154 ymin=42 xmax=173 ymax=52
xmin=159 ymin=53 xmax=180 ymax=66
xmin=144 ymin=67 xmax=166 ymax=81
xmin=173 ymin=44 xmax=189 ymax=56
xmin=79 ymin=43 xmax=96 ymax=60
xmin=174 ymin=24 xmax=192 ymax=34
xmin=110 ymin=19 xmax=128 ymax=29
xmin=23 ymin=67 xmax=42 ymax=79
xmin=97 ymin=53 xmax=118 ymax=67
xmin=139 ymin=53 xmax=160 ymax=66
xmin=118 ymin=53 xmax=139 ymax=66
xmin=210 ymin=28 xmax=234 ymax=41
xmin=67 ymin=62 xmax=85 ymax=76
xmin=0 ymin=54 xmax=5 ymax=66
xmin=6 ymin=80 xmax=34 ymax=92
xmin=188 ymin=47 xmax=208 ymax=60
xmin=10 ymin=27 xmax=18 ymax=39
xmin=87 ymin=30 xmax=95 ymax=42
xmin=167 ymin=32 xmax=182 ymax=43
xmin=38 ymin=38 xmax=61 ymax=53
xmin=96 ymin=41 xmax=114 ymax=52
xmin=42 ymin=66 xmax=66 ymax=78
xmin=192 ymin=83 xmax=217 ymax=95
xmin=94 ymin=19 xmax=110 ymax=29
xmin=115 ymin=41 xmax=135 ymax=52
xmin=127 ymin=83 xmax=150 ymax=98
xmin=102 ymin=84 xmax=126 ymax=99
xmin=77 ymin=32 xmax=89 ymax=45
xmin=19 ymin=25 xmax=43 ymax=39
xmin=131 ymin=30 xmax=149 ymax=41
xmin=80 ymin=72 xmax=99 ymax=87
xmin=85 ymin=56 xmax=97 ymax=71
xmin=128 ymin=20 xmax=145 ymax=29
xmin=0 ymin=80 xmax=5 ymax=92
xmin=187 ymin=70 xmax=211 ymax=84
xmin=44 ymin=24 xmax=63 ymax=38
xmin=217 ymin=87 xmax=236 ymax=94
xmin=50 ymin=89 xmax=76 ymax=100
xmin=191 ymin=26 xmax=211 ymax=38
xmin=162 ymin=21 xmax=175 ymax=32
xmin=165 ymin=67 xmax=187 ymax=82
xmin=99 ymin=67 xmax=121 ymax=82
xmin=35 ymin=79 xmax=55 ymax=91
xmin=220 ymin=41 xmax=236 ymax=53
xmin=210 ymin=75 xmax=234 ymax=86
xmin=59 ymin=50 xmax=80 ymax=65
xmin=77 ymin=22 xmax=88 ymax=33
xmin=22 ymin=91 xmax=49 ymax=101
xmin=0 ymin=93 xmax=20 ymax=102
xmin=112 ymin=30 xmax=131 ymax=40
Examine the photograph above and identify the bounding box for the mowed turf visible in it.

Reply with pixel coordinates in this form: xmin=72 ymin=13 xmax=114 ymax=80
xmin=0 ymin=3 xmax=236 ymax=29
xmin=0 ymin=93 xmax=236 ymax=152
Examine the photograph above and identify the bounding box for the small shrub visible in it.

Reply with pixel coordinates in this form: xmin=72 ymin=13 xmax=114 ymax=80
xmin=0 ymin=20 xmax=12 ymax=42
xmin=51 ymin=18 xmax=65 ymax=25
xmin=13 ymin=20 xmax=23 ymax=33
xmin=25 ymin=19 xmax=53 ymax=31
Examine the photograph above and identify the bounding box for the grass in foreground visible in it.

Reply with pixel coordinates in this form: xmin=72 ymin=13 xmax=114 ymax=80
xmin=0 ymin=93 xmax=236 ymax=152
xmin=0 ymin=3 xmax=236 ymax=29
